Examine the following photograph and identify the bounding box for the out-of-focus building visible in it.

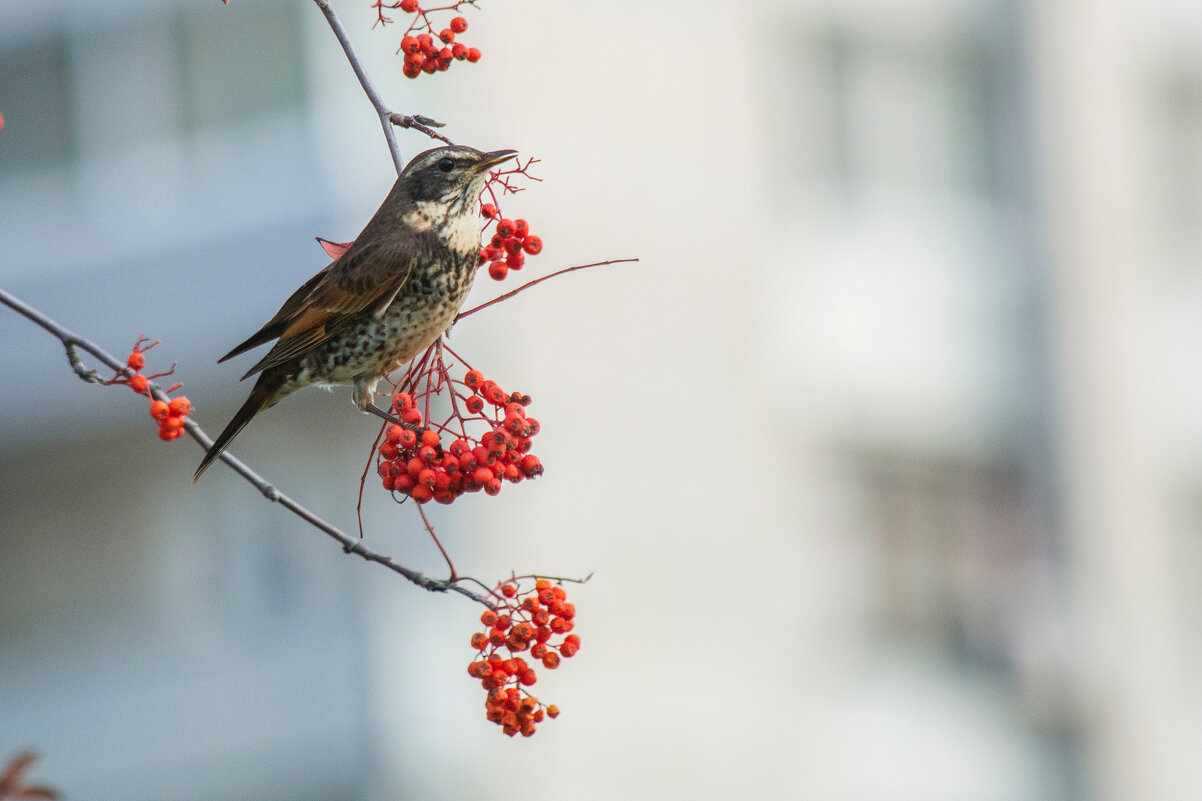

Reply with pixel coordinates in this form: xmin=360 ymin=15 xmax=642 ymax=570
xmin=2 ymin=0 xmax=1201 ymax=799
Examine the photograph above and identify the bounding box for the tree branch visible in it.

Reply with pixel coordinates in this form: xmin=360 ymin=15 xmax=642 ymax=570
xmin=0 ymin=287 xmax=494 ymax=607
xmin=456 ymin=259 xmax=639 ymax=322
xmin=314 ymin=0 xmax=454 ymax=174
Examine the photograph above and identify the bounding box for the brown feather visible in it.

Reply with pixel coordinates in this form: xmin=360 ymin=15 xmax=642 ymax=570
xmin=192 ymin=373 xmax=283 ymax=482
xmin=229 ymin=244 xmax=418 ymax=381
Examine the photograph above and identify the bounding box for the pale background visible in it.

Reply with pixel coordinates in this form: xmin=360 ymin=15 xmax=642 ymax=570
xmin=3 ymin=0 xmax=1202 ymax=799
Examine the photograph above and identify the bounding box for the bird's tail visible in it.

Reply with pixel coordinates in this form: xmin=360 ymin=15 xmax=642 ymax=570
xmin=193 ymin=374 xmax=281 ymax=483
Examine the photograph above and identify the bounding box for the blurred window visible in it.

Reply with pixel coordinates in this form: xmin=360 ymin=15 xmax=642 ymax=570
xmin=1157 ymin=70 xmax=1202 ymax=264
xmin=807 ymin=27 xmax=1001 ymax=199
xmin=174 ymin=1 xmax=306 ymax=131
xmin=853 ymin=450 xmax=1037 ymax=675
xmin=0 ymin=36 xmax=75 ymax=178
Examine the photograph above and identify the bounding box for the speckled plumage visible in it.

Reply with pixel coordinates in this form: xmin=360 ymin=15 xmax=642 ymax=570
xmin=194 ymin=145 xmax=516 ymax=482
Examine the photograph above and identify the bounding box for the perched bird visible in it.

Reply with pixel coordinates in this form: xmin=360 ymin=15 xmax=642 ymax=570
xmin=193 ymin=145 xmax=516 ymax=482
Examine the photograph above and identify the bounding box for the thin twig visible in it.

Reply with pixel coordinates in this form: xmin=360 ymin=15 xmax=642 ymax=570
xmin=388 ymin=112 xmax=455 ymax=146
xmin=0 ymin=287 xmax=494 ymax=608
xmin=456 ymin=259 xmax=639 ymax=322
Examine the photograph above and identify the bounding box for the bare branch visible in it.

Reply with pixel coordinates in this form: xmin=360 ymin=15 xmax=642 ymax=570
xmin=388 ymin=111 xmax=455 ymax=146
xmin=314 ymin=1 xmax=455 ymax=171
xmin=0 ymin=287 xmax=494 ymax=608
xmin=314 ymin=0 xmax=405 ymax=173
xmin=456 ymin=259 xmax=639 ymax=322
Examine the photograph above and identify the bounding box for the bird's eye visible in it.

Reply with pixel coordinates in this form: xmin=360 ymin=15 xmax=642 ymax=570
xmin=437 ymin=157 xmax=454 ymax=173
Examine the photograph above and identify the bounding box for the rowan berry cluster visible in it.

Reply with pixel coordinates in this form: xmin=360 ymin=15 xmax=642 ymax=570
xmin=377 ymin=366 xmax=543 ymax=505
xmin=373 ymin=0 xmax=481 ymax=78
xmin=467 ymin=578 xmax=579 ymax=737
xmin=477 ymin=158 xmax=544 ymax=282
xmin=105 ymin=336 xmax=192 ymax=442
xmin=478 ymin=210 xmax=543 ymax=282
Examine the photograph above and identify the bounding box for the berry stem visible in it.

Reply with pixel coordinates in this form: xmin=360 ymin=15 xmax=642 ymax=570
xmin=456 ymin=259 xmax=639 ymax=321
xmin=418 ymin=503 xmax=458 ymax=582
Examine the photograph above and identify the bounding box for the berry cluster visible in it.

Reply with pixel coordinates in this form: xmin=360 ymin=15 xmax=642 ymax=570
xmin=377 ymin=367 xmax=543 ymax=505
xmin=149 ymin=395 xmax=193 ymax=443
xmin=373 ymin=0 xmax=481 ymax=78
xmin=105 ymin=337 xmax=191 ymax=442
xmin=467 ymin=578 xmax=580 ymax=737
xmin=478 ymin=210 xmax=543 ymax=282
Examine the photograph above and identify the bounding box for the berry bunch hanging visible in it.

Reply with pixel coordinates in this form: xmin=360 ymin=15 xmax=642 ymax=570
xmin=104 ymin=336 xmax=192 ymax=442
xmin=478 ymin=157 xmax=544 ymax=282
xmin=372 ymin=1 xmax=482 ymax=78
xmin=467 ymin=578 xmax=580 ymax=737
xmin=377 ymin=364 xmax=543 ymax=505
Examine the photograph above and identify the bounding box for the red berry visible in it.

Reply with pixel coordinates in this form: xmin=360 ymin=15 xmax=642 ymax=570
xmin=466 ymin=47 xmax=482 ymax=63
xmin=409 ymin=484 xmax=433 ymax=503
xmin=439 ymin=28 xmax=454 ymax=44
xmin=465 ymin=395 xmax=485 ymax=414
xmin=168 ymin=397 xmax=191 ymax=416
xmin=401 ymin=35 xmax=419 ymax=54
xmin=485 ymin=385 xmax=507 ymax=406
xmin=480 ymin=203 xmax=498 ymax=219
xmin=127 ymin=352 xmax=146 ymax=371
xmin=496 ymin=219 xmax=516 ymax=237
xmin=149 ymin=400 xmax=169 ymax=421
xmin=450 ymin=15 xmax=468 ymax=33
xmin=464 ymin=370 xmax=484 ymax=388
xmin=488 ymin=261 xmax=508 ymax=281
xmin=506 ymin=250 xmax=525 ymax=270
xmin=514 ymin=219 xmax=529 ymax=237
xmin=501 ymin=583 xmax=517 ymax=598
xmin=128 ymin=374 xmax=149 ymax=394
xmin=400 ymin=0 xmax=418 ymax=12
xmin=403 ymin=63 xmax=422 ymax=79
xmin=522 ymin=235 xmax=543 ymax=255
xmin=421 ymin=429 xmax=440 ymax=448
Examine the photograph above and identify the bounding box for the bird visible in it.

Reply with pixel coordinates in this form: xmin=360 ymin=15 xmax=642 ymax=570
xmin=193 ymin=144 xmax=517 ymax=482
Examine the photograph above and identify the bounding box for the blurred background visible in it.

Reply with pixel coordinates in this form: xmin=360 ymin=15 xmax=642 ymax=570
xmin=2 ymin=0 xmax=1200 ymax=798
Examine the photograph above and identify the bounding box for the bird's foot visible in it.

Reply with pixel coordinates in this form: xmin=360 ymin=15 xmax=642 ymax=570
xmin=365 ymin=403 xmax=425 ymax=433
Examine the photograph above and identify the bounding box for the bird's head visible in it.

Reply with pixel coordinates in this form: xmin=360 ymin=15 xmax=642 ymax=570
xmin=400 ymin=145 xmax=517 ymax=209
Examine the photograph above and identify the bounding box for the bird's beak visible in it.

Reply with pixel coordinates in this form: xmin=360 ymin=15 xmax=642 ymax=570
xmin=477 ymin=149 xmax=518 ymax=171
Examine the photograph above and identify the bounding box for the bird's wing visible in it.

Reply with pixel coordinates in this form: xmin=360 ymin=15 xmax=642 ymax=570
xmin=236 ymin=241 xmax=418 ymax=380
xmin=219 ymin=265 xmax=333 ymax=364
